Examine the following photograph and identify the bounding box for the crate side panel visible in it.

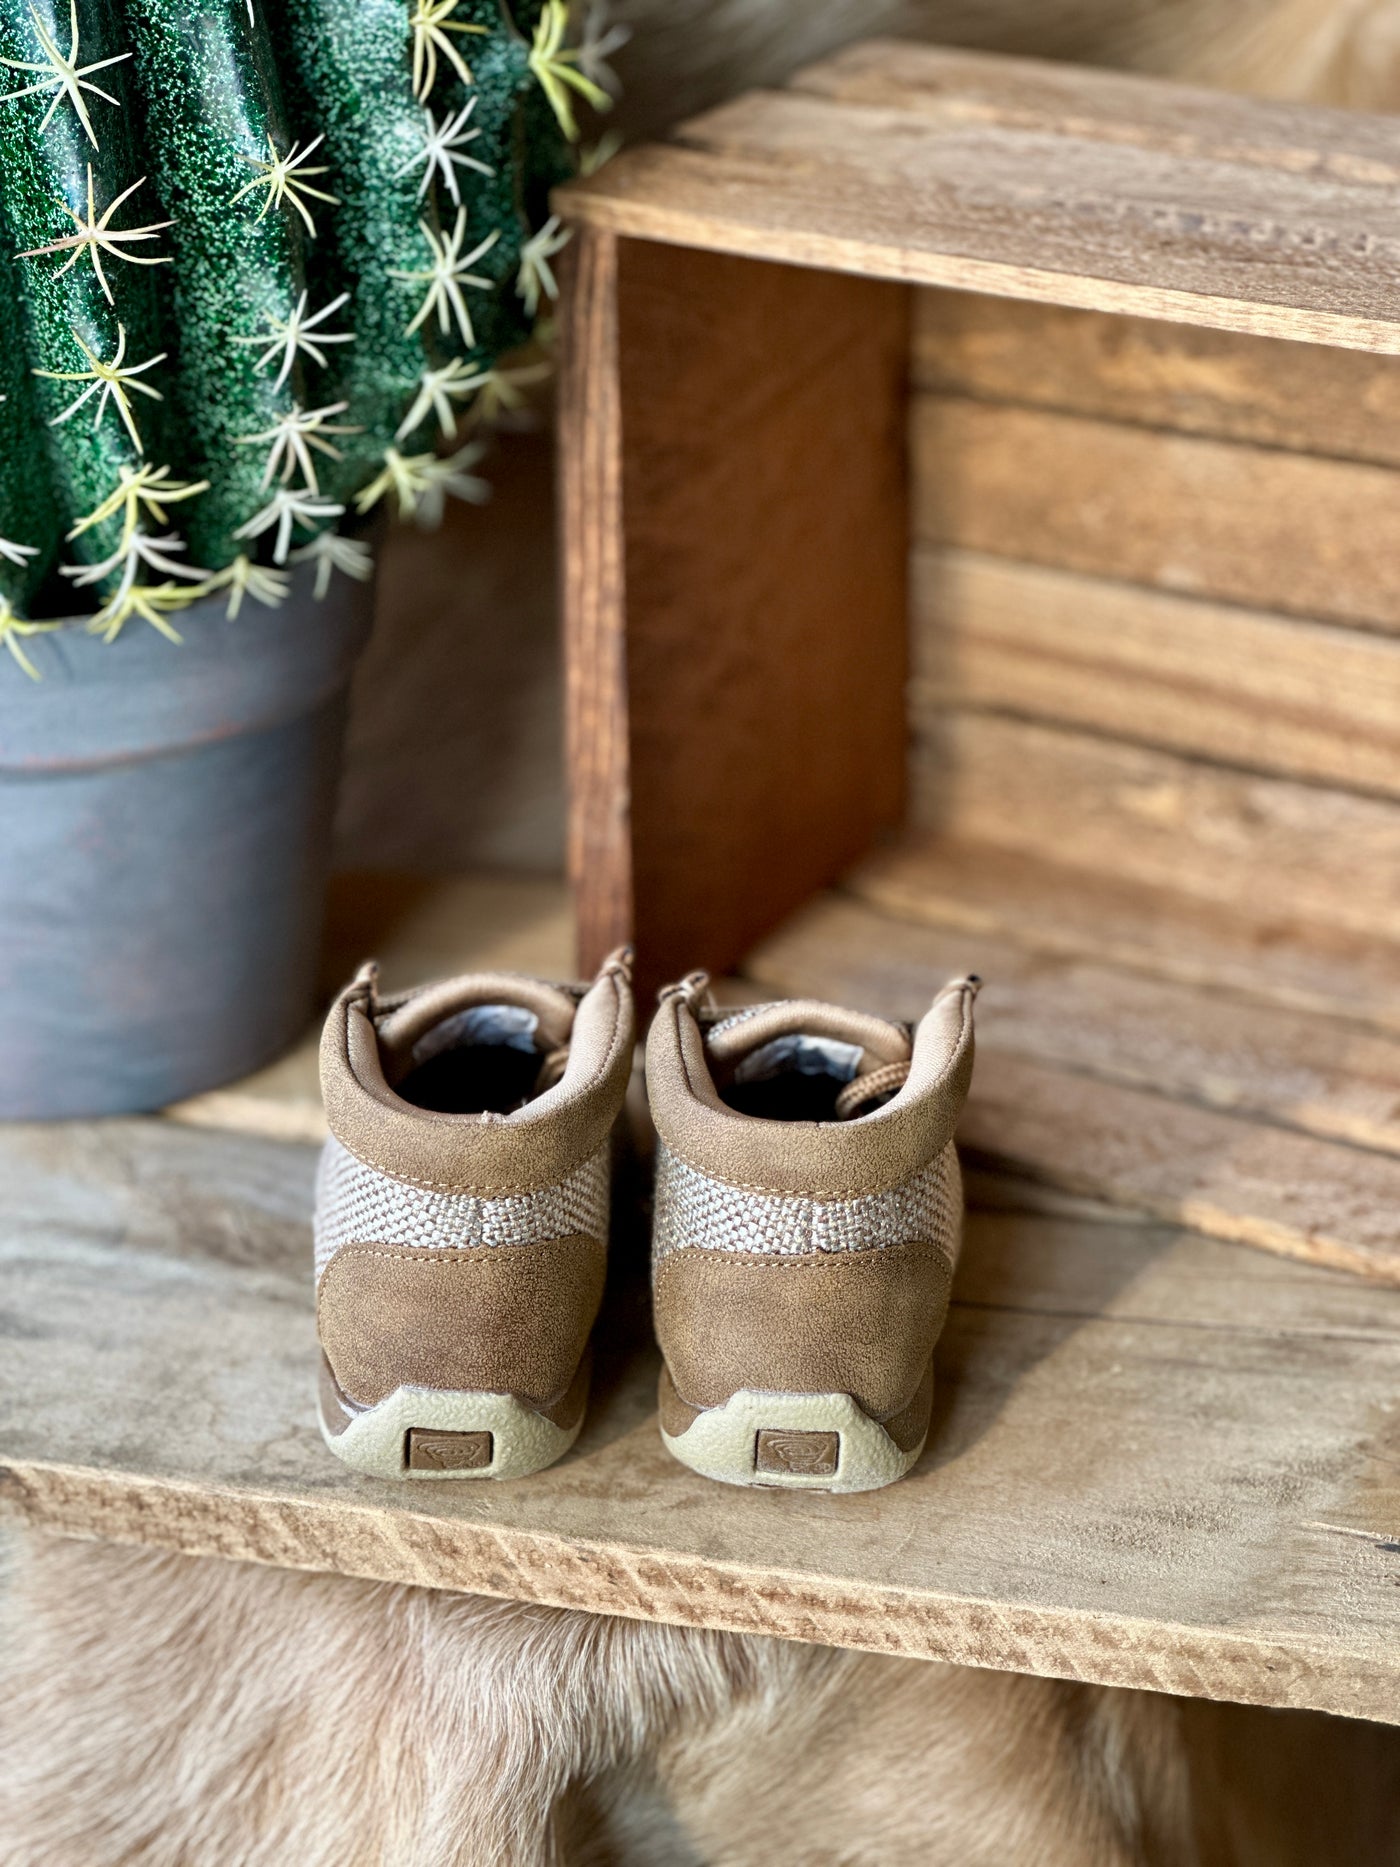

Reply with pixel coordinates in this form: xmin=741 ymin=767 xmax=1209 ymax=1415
xmin=616 ymin=240 xmax=909 ymax=994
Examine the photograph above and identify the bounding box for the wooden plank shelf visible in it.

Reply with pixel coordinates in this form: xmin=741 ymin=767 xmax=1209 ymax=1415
xmin=9 ymin=40 xmax=1400 ymax=1741
xmin=7 ymin=1115 xmax=1400 ymax=1725
xmin=562 ymin=41 xmax=1400 ymax=354
xmin=8 ymin=873 xmax=1400 ymax=1723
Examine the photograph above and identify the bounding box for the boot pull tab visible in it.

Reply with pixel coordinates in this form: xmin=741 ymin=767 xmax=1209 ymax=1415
xmin=658 ymin=970 xmax=711 ymax=1015
xmin=348 ymin=959 xmax=381 ymax=1015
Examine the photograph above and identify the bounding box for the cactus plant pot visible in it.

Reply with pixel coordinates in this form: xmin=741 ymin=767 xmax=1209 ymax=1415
xmin=0 ymin=566 xmax=372 ymax=1119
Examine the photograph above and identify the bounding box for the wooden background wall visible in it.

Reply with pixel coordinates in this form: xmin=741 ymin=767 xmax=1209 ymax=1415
xmin=905 ymin=291 xmax=1400 ymax=960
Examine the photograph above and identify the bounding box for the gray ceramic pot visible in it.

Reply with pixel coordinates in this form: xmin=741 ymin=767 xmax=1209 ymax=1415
xmin=0 ymin=565 xmax=373 ymax=1118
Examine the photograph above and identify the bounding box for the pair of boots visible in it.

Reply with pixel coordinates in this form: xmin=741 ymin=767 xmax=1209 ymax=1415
xmin=314 ymin=949 xmax=978 ymax=1495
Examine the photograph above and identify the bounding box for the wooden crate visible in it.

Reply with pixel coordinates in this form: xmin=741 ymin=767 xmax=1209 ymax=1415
xmin=556 ymin=40 xmax=1400 ymax=1284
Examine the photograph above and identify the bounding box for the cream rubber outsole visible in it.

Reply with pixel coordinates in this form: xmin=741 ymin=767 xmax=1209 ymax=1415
xmin=320 ymin=1384 xmax=581 ymax=1481
xmin=660 ymin=1388 xmax=924 ymax=1494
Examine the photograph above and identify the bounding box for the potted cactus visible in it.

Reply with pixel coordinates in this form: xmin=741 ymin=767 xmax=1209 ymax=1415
xmin=0 ymin=0 xmax=613 ymax=1118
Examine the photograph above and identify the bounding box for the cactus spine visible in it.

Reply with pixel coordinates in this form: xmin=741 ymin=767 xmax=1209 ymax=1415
xmin=0 ymin=0 xmax=609 ymax=664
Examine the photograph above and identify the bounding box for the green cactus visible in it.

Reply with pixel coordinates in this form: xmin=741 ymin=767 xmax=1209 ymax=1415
xmin=0 ymin=0 xmax=611 ymax=666
xmin=0 ymin=198 xmax=62 ymax=670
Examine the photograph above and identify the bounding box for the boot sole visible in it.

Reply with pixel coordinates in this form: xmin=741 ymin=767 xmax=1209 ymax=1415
xmin=319 ymin=1355 xmax=585 ymax=1481
xmin=658 ymin=1369 xmax=925 ymax=1494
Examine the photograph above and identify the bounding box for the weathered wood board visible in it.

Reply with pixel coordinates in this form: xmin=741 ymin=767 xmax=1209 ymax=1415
xmin=913 ymin=292 xmax=1400 ymax=466
xmin=963 ymin=1053 xmax=1400 ymax=1284
xmin=907 ymin=711 xmax=1400 ymax=947
xmin=560 ymin=230 xmax=908 ymax=996
xmin=751 ymin=890 xmax=1400 ymax=1284
xmin=914 ymin=396 xmax=1400 ymax=630
xmin=853 ymin=836 xmax=1400 ymax=1033
xmin=911 ymin=550 xmax=1400 ymax=798
xmin=7 ymin=1119 xmax=1400 ymax=1724
xmin=750 ymin=891 xmax=1400 ymax=1158
xmin=561 ymin=42 xmax=1400 ymax=354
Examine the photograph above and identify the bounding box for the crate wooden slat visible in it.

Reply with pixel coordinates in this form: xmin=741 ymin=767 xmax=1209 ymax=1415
xmin=911 ymin=551 xmax=1400 ymax=798
xmin=562 ymin=43 xmax=1400 ymax=353
xmin=914 ymin=396 xmax=1400 ymax=631
xmin=750 ymin=889 xmax=1400 ymax=1285
xmin=7 ymin=1114 xmax=1400 ymax=1726
xmin=558 ymin=230 xmax=908 ymax=1003
xmin=907 ymin=711 xmax=1400 ymax=947
xmin=856 ymin=832 xmax=1400 ymax=1034
xmin=913 ymin=291 xmax=1400 ymax=467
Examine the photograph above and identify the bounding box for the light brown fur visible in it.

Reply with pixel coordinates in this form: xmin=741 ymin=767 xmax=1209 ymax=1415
xmin=4 ymin=1531 xmax=1400 ymax=1866
xmin=0 ymin=1532 xmax=1195 ymax=1866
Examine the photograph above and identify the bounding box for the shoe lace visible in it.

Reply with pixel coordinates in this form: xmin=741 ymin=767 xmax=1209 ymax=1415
xmin=833 ymin=1058 xmax=910 ymax=1121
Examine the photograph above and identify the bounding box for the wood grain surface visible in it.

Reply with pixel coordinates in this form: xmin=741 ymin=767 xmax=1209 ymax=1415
xmin=574 ymin=236 xmax=909 ymax=998
xmin=913 ymin=293 xmax=1400 ymax=466
xmin=749 ymin=890 xmax=1400 ymax=1158
xmin=559 ymin=42 xmax=1400 ymax=354
xmin=559 ymin=227 xmax=635 ymax=978
xmin=962 ymin=1054 xmax=1400 ymax=1283
xmin=792 ymin=37 xmax=1400 ymax=175
xmin=907 ymin=711 xmax=1400 ymax=946
xmin=853 ymin=835 xmax=1400 ymax=1034
xmin=913 ymin=396 xmax=1400 ymax=630
xmin=911 ymin=550 xmax=1400 ymax=797
xmin=7 ymin=1118 xmax=1400 ymax=1724
xmin=751 ymin=889 xmax=1400 ymax=1284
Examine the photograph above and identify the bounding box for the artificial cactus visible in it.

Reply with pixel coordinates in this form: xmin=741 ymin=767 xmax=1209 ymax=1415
xmin=0 ymin=201 xmax=61 ymax=662
xmin=0 ymin=0 xmax=613 ymax=670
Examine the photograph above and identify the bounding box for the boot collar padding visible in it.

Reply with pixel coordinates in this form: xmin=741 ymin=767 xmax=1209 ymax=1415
xmin=647 ymin=979 xmax=976 ymax=1200
xmin=321 ymin=952 xmax=634 ymax=1195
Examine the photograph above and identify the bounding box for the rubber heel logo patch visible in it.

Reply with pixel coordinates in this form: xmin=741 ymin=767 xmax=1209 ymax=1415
xmin=407 ymin=1428 xmax=494 ymax=1471
xmin=755 ymin=1429 xmax=840 ymax=1477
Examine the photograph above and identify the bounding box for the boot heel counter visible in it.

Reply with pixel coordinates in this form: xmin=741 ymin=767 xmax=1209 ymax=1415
xmin=653 ymin=1236 xmax=956 ymax=1423
xmin=318 ymin=1235 xmax=606 ymax=1410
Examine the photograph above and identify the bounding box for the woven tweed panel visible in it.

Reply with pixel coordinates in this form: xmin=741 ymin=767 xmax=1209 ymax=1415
xmin=314 ymin=1136 xmax=610 ymax=1281
xmin=652 ymin=1139 xmax=961 ymax=1265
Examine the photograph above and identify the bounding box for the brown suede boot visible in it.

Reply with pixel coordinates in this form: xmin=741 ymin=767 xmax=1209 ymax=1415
xmin=314 ymin=949 xmax=634 ymax=1479
xmin=646 ymin=973 xmax=978 ymax=1493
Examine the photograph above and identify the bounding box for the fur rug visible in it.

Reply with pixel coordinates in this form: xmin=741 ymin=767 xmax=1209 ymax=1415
xmin=3 ymin=1533 xmax=1399 ymax=1866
